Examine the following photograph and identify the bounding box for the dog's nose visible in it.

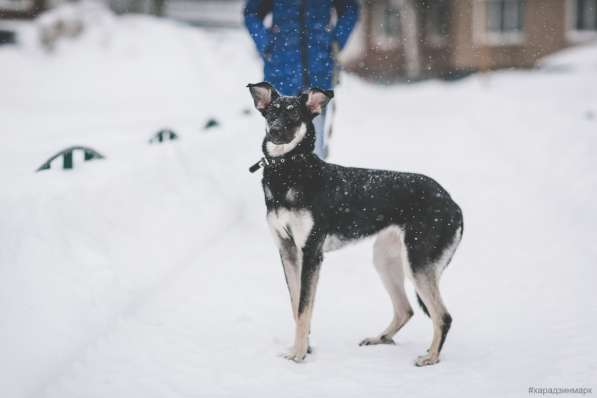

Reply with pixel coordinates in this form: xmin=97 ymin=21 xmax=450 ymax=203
xmin=268 ymin=128 xmax=286 ymax=144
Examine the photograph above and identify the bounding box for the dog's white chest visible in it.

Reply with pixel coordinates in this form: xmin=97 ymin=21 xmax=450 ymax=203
xmin=266 ymin=208 xmax=314 ymax=249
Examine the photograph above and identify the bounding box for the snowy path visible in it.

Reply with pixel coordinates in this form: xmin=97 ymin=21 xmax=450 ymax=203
xmin=1 ymin=13 xmax=596 ymax=398
xmin=38 ymin=216 xmax=597 ymax=398
xmin=36 ymin=74 xmax=597 ymax=397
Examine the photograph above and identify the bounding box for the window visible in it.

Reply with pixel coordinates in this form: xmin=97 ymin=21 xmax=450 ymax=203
xmin=474 ymin=0 xmax=525 ymax=45
xmin=373 ymin=0 xmax=401 ymax=49
xmin=574 ymin=0 xmax=597 ymax=30
xmin=567 ymin=0 xmax=597 ymax=41
xmin=486 ymin=0 xmax=524 ymax=34
xmin=382 ymin=1 xmax=401 ymax=38
xmin=426 ymin=0 xmax=450 ymax=46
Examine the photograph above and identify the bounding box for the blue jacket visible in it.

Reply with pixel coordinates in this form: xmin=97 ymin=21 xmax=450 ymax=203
xmin=244 ymin=0 xmax=359 ymax=96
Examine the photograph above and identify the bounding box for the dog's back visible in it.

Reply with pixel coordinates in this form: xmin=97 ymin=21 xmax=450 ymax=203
xmin=265 ymin=157 xmax=462 ymax=261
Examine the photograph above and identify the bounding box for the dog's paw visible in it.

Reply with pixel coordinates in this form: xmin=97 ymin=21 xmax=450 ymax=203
xmin=283 ymin=350 xmax=307 ymax=363
xmin=280 ymin=343 xmax=313 ymax=362
xmin=358 ymin=336 xmax=395 ymax=346
xmin=414 ymin=353 xmax=440 ymax=367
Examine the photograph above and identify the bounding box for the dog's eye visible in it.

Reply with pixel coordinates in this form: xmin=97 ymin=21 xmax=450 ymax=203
xmin=274 ymin=103 xmax=281 ymax=109
xmin=286 ymin=105 xmax=294 ymax=110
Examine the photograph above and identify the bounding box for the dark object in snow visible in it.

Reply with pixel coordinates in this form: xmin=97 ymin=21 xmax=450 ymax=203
xmin=585 ymin=111 xmax=595 ymax=121
xmin=0 ymin=30 xmax=16 ymax=46
xmin=203 ymin=118 xmax=220 ymax=130
xmin=149 ymin=129 xmax=178 ymax=143
xmin=440 ymin=69 xmax=475 ymax=82
xmin=36 ymin=146 xmax=105 ymax=172
xmin=242 ymin=108 xmax=252 ymax=116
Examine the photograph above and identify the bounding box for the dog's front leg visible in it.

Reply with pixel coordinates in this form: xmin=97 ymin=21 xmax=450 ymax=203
xmin=285 ymin=244 xmax=322 ymax=362
xmin=279 ymin=246 xmax=300 ymax=322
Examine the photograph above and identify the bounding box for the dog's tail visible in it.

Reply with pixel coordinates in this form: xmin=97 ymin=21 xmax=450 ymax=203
xmin=416 ymin=292 xmax=430 ymax=318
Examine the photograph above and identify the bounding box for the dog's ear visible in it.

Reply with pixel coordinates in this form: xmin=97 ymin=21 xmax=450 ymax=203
xmin=247 ymin=82 xmax=279 ymax=113
xmin=302 ymin=88 xmax=334 ymax=116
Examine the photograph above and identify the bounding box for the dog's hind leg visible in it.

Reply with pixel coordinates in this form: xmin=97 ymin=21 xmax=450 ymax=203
xmin=359 ymin=227 xmax=413 ymax=346
xmin=412 ymin=271 xmax=451 ymax=367
xmin=410 ymin=226 xmax=461 ymax=366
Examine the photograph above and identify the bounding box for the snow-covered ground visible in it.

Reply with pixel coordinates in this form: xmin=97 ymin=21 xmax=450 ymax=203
xmin=1 ymin=7 xmax=596 ymax=398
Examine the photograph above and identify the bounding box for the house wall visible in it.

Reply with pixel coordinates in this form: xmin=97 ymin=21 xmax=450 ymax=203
xmin=418 ymin=1 xmax=453 ymax=77
xmin=526 ymin=0 xmax=567 ymax=57
xmin=346 ymin=0 xmax=451 ymax=81
xmin=451 ymin=0 xmax=567 ymax=71
xmin=344 ymin=0 xmax=405 ymax=80
xmin=346 ymin=0 xmax=572 ymax=80
xmin=450 ymin=0 xmax=475 ymax=70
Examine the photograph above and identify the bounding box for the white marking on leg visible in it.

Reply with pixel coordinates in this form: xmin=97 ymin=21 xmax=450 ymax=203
xmin=412 ymin=227 xmax=461 ymax=366
xmin=267 ymin=209 xmax=315 ymax=350
xmin=290 ymin=264 xmax=321 ymax=362
xmin=435 ymin=225 xmax=463 ymax=276
xmin=266 ymin=208 xmax=314 ymax=249
xmin=360 ymin=226 xmax=413 ymax=346
xmin=415 ymin=227 xmax=462 ymax=366
xmin=280 ymin=249 xmax=300 ymax=321
xmin=413 ymin=274 xmax=446 ymax=367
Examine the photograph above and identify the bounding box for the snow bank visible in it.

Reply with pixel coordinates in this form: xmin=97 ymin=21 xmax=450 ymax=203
xmin=539 ymin=41 xmax=597 ymax=72
xmin=1 ymin=6 xmax=262 ymax=397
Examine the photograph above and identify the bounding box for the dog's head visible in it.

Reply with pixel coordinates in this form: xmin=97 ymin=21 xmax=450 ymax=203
xmin=247 ymin=82 xmax=333 ymax=150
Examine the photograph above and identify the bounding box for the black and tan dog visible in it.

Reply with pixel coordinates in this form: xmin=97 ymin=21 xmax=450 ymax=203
xmin=247 ymin=82 xmax=463 ymax=366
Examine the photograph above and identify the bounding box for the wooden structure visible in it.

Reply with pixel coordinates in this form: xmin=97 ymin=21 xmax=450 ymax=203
xmin=343 ymin=0 xmax=597 ymax=80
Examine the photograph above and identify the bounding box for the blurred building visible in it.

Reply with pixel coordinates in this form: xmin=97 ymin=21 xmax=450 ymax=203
xmin=343 ymin=0 xmax=597 ymax=80
xmin=0 ymin=0 xmax=49 ymax=18
xmin=3 ymin=0 xmax=596 ymax=79
xmin=0 ymin=0 xmax=243 ymax=25
xmin=108 ymin=0 xmax=243 ymax=27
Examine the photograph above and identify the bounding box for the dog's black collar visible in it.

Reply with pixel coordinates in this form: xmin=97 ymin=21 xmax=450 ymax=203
xmin=249 ymin=153 xmax=309 ymax=173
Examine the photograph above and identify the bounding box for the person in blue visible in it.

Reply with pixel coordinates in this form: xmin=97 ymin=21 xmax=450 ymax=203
xmin=243 ymin=0 xmax=359 ymax=159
